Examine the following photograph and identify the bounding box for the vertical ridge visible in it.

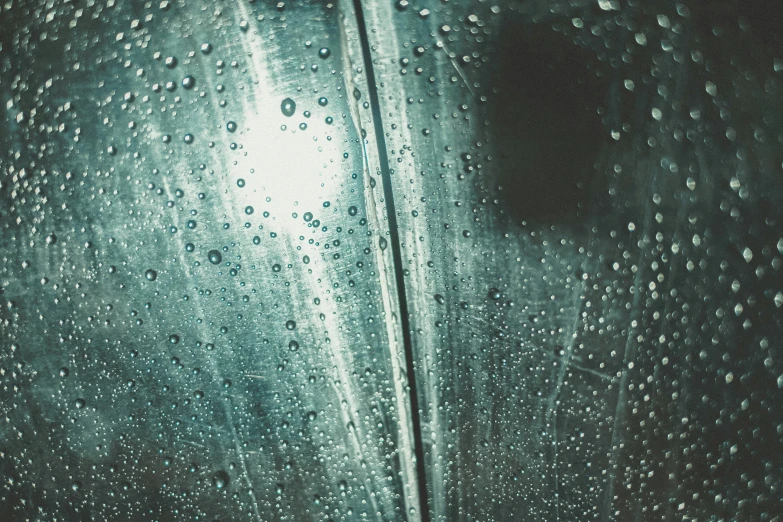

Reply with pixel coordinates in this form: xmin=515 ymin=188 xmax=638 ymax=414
xmin=350 ymin=1 xmax=431 ymax=521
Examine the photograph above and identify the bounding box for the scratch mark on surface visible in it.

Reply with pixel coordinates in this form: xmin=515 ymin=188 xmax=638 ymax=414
xmin=224 ymin=398 xmax=262 ymax=522
xmin=544 ymin=281 xmax=584 ymax=522
xmin=437 ymin=41 xmax=477 ymax=99
xmin=179 ymin=439 xmax=206 ymax=449
xmin=570 ymin=364 xmax=612 ymax=381
xmin=327 ymin=378 xmax=382 ymax=518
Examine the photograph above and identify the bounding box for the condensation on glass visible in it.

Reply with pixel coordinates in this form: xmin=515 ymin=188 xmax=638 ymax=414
xmin=1 ymin=0 xmax=781 ymax=521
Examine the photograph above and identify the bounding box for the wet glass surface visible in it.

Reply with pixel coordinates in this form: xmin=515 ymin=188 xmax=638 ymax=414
xmin=1 ymin=0 xmax=782 ymax=520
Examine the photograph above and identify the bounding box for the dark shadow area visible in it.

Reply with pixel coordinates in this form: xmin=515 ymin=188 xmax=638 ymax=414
xmin=734 ymin=0 xmax=783 ymax=55
xmin=489 ymin=18 xmax=609 ymax=225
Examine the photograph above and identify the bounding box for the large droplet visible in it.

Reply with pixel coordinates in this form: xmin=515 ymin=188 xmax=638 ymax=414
xmin=281 ymin=98 xmax=296 ymax=117
xmin=208 ymin=249 xmax=222 ymax=265
xmin=212 ymin=470 xmax=230 ymax=490
xmin=144 ymin=269 xmax=158 ymax=281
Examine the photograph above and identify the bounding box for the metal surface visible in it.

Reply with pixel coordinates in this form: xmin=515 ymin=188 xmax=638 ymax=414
xmin=2 ymin=0 xmax=783 ymax=521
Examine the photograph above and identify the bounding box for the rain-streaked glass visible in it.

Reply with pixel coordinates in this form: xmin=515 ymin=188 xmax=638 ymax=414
xmin=2 ymin=0 xmax=781 ymax=521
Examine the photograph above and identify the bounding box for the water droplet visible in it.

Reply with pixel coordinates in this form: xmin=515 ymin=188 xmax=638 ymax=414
xmin=288 ymin=340 xmax=299 ymax=351
xmin=145 ymin=269 xmax=158 ymax=281
xmin=185 ymin=242 xmax=195 ymax=252
xmin=318 ymin=97 xmax=328 ymax=106
xmin=272 ymin=263 xmax=281 ymax=272
xmin=379 ymin=237 xmax=388 ymax=250
xmin=318 ymin=47 xmax=331 ymax=59
xmin=182 ymin=75 xmax=195 ymax=89
xmin=201 ymin=43 xmax=212 ymax=54
xmin=434 ymin=294 xmax=445 ymax=305
xmin=169 ymin=334 xmax=180 ymax=344
xmin=303 ymin=212 xmax=313 ymax=222
xmin=75 ymin=398 xmax=86 ymax=409
xmin=281 ymin=98 xmax=296 ymax=117
xmin=212 ymin=470 xmax=230 ymax=489
xmin=488 ymin=288 xmax=501 ymax=300
xmin=59 ymin=367 xmax=69 ymax=377
xmin=245 ymin=206 xmax=254 ymax=215
xmin=285 ymin=320 xmax=296 ymax=330
xmin=348 ymin=206 xmax=358 ymax=216
xmin=46 ymin=233 xmax=57 ymax=245
xmin=226 ymin=121 xmax=237 ymax=132
xmin=208 ymin=250 xmax=222 ymax=265
xmin=184 ymin=133 xmax=194 ymax=144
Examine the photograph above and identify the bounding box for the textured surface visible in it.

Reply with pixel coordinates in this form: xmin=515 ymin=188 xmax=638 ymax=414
xmin=2 ymin=0 xmax=783 ymax=521
xmin=362 ymin=0 xmax=783 ymax=520
xmin=0 ymin=1 xmax=419 ymax=520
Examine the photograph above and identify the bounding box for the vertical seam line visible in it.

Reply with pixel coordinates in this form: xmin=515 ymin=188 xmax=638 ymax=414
xmin=350 ymin=1 xmax=430 ymax=521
